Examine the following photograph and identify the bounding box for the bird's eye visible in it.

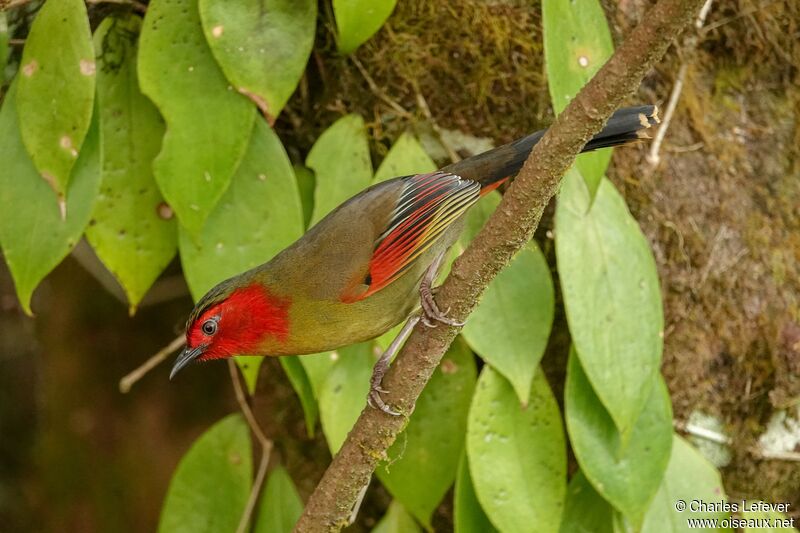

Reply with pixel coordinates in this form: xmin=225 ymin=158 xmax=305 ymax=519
xmin=201 ymin=320 xmax=217 ymax=336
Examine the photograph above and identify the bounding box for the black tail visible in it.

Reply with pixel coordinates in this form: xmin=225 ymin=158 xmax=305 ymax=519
xmin=442 ymin=105 xmax=660 ymax=187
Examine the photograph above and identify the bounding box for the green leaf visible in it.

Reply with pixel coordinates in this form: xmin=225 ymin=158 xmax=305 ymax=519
xmin=467 ymin=367 xmax=566 ymax=533
xmin=0 ymin=83 xmax=100 ymax=315
xmin=279 ymin=356 xmax=318 ymax=437
xmin=372 ymin=501 xmax=421 ymax=533
xmin=566 ymin=349 xmax=672 ymax=525
xmin=454 ymin=453 xmax=497 ymax=533
xmin=306 ymin=114 xmax=372 ymax=226
xmin=235 ymin=358 xmax=261 ymax=393
xmin=253 ymin=466 xmax=303 ymax=533
xmin=139 ymin=0 xmax=256 ymax=235
xmin=373 ymin=132 xmax=436 ymax=184
xmin=542 ymin=0 xmax=612 ymax=114
xmin=741 ymin=501 xmax=796 ymax=532
xmin=555 ymin=168 xmax=663 ymax=438
xmin=16 ymin=0 xmax=94 ymax=202
xmin=639 ymin=436 xmax=730 ymax=532
xmin=318 ymin=342 xmax=373 ymax=453
xmin=86 ymin=15 xmax=176 ymax=311
xmin=377 ymin=337 xmax=477 ymax=527
xmin=299 ymin=351 xmax=338 ymax=399
xmin=293 ymin=164 xmax=315 ymax=229
xmin=158 ymin=414 xmax=251 ymax=533
xmin=560 ymin=470 xmax=615 ymax=533
xmin=179 ymin=119 xmax=304 ymax=391
xmin=542 ymin=0 xmax=613 ymax=193
xmin=462 ymin=243 xmax=554 ymax=404
xmin=177 ymin=118 xmax=303 ymax=298
xmin=199 ymin=0 xmax=316 ymax=121
xmin=333 ymin=0 xmax=397 ymax=55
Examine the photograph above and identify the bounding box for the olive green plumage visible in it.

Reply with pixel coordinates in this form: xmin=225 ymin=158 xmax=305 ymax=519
xmin=179 ymin=105 xmax=659 ymax=366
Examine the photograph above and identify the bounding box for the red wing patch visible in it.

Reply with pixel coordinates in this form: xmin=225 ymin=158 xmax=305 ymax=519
xmin=343 ymin=171 xmax=480 ymax=302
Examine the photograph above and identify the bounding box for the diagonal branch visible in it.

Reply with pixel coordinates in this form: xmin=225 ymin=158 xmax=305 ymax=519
xmin=294 ymin=0 xmax=708 ymax=530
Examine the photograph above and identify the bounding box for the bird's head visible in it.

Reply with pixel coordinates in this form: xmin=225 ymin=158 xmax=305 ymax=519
xmin=169 ymin=280 xmax=290 ymax=379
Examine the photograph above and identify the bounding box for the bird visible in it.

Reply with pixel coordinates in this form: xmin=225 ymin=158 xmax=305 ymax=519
xmin=170 ymin=105 xmax=660 ymax=414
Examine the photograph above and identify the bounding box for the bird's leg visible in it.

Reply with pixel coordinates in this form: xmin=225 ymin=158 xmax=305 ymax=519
xmin=420 ymin=250 xmax=465 ymax=328
xmin=368 ymin=314 xmax=420 ymax=416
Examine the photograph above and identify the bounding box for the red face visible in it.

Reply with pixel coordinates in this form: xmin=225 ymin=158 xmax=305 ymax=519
xmin=170 ymin=284 xmax=291 ymax=378
xmin=186 ymin=302 xmax=232 ymax=362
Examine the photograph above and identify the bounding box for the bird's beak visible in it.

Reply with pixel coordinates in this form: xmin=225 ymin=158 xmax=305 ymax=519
xmin=170 ymin=345 xmax=205 ymax=380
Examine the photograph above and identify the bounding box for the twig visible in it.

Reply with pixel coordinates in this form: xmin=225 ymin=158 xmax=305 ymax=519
xmin=694 ymin=0 xmax=714 ymax=32
xmin=700 ymin=0 xmax=783 ymax=34
xmin=119 ymin=335 xmax=184 ymax=393
xmin=755 ymin=449 xmax=800 ymax=462
xmin=351 ymin=55 xmax=411 ymax=119
xmin=416 ymin=92 xmax=460 ymax=164
xmin=228 ymin=360 xmax=273 ymax=533
xmin=675 ymin=419 xmax=731 ymax=445
xmin=667 ymin=141 xmax=704 ymax=153
xmin=647 ymin=63 xmax=688 ymax=166
xmin=677 ymin=420 xmax=800 ymax=461
xmin=647 ymin=0 xmax=713 ymax=166
xmin=695 ymin=0 xmax=715 ymax=28
xmin=294 ymin=0 xmax=709 ymax=530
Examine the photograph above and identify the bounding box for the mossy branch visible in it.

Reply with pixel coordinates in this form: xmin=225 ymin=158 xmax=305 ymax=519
xmin=294 ymin=0 xmax=707 ymax=530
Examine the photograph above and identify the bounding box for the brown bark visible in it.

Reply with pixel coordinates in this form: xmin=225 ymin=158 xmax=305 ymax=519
xmin=295 ymin=0 xmax=708 ymax=530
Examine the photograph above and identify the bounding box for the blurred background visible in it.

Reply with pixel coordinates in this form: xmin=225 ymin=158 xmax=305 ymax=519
xmin=1 ymin=0 xmax=799 ymax=531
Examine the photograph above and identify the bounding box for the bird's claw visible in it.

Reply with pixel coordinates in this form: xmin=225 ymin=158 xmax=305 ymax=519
xmin=418 ymin=250 xmax=465 ymax=328
xmin=366 ymin=315 xmax=421 ymax=418
xmin=368 ymin=386 xmax=401 ymax=416
xmin=420 ymin=292 xmax=465 ymax=327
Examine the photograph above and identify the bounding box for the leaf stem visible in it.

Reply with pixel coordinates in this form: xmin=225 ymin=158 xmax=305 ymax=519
xmin=228 ymin=360 xmax=273 ymax=533
xmin=647 ymin=0 xmax=713 ymax=166
xmin=119 ymin=334 xmax=184 ymax=393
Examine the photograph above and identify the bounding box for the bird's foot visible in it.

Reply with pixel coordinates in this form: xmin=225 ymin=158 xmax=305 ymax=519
xmin=366 ymin=315 xmax=421 ymax=417
xmin=420 ymin=280 xmax=465 ymax=328
xmin=367 ymin=372 xmax=400 ymax=416
xmin=419 ymin=251 xmax=466 ymax=328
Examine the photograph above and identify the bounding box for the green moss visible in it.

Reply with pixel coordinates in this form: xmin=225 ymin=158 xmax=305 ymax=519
xmin=276 ymin=0 xmax=548 ymax=163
